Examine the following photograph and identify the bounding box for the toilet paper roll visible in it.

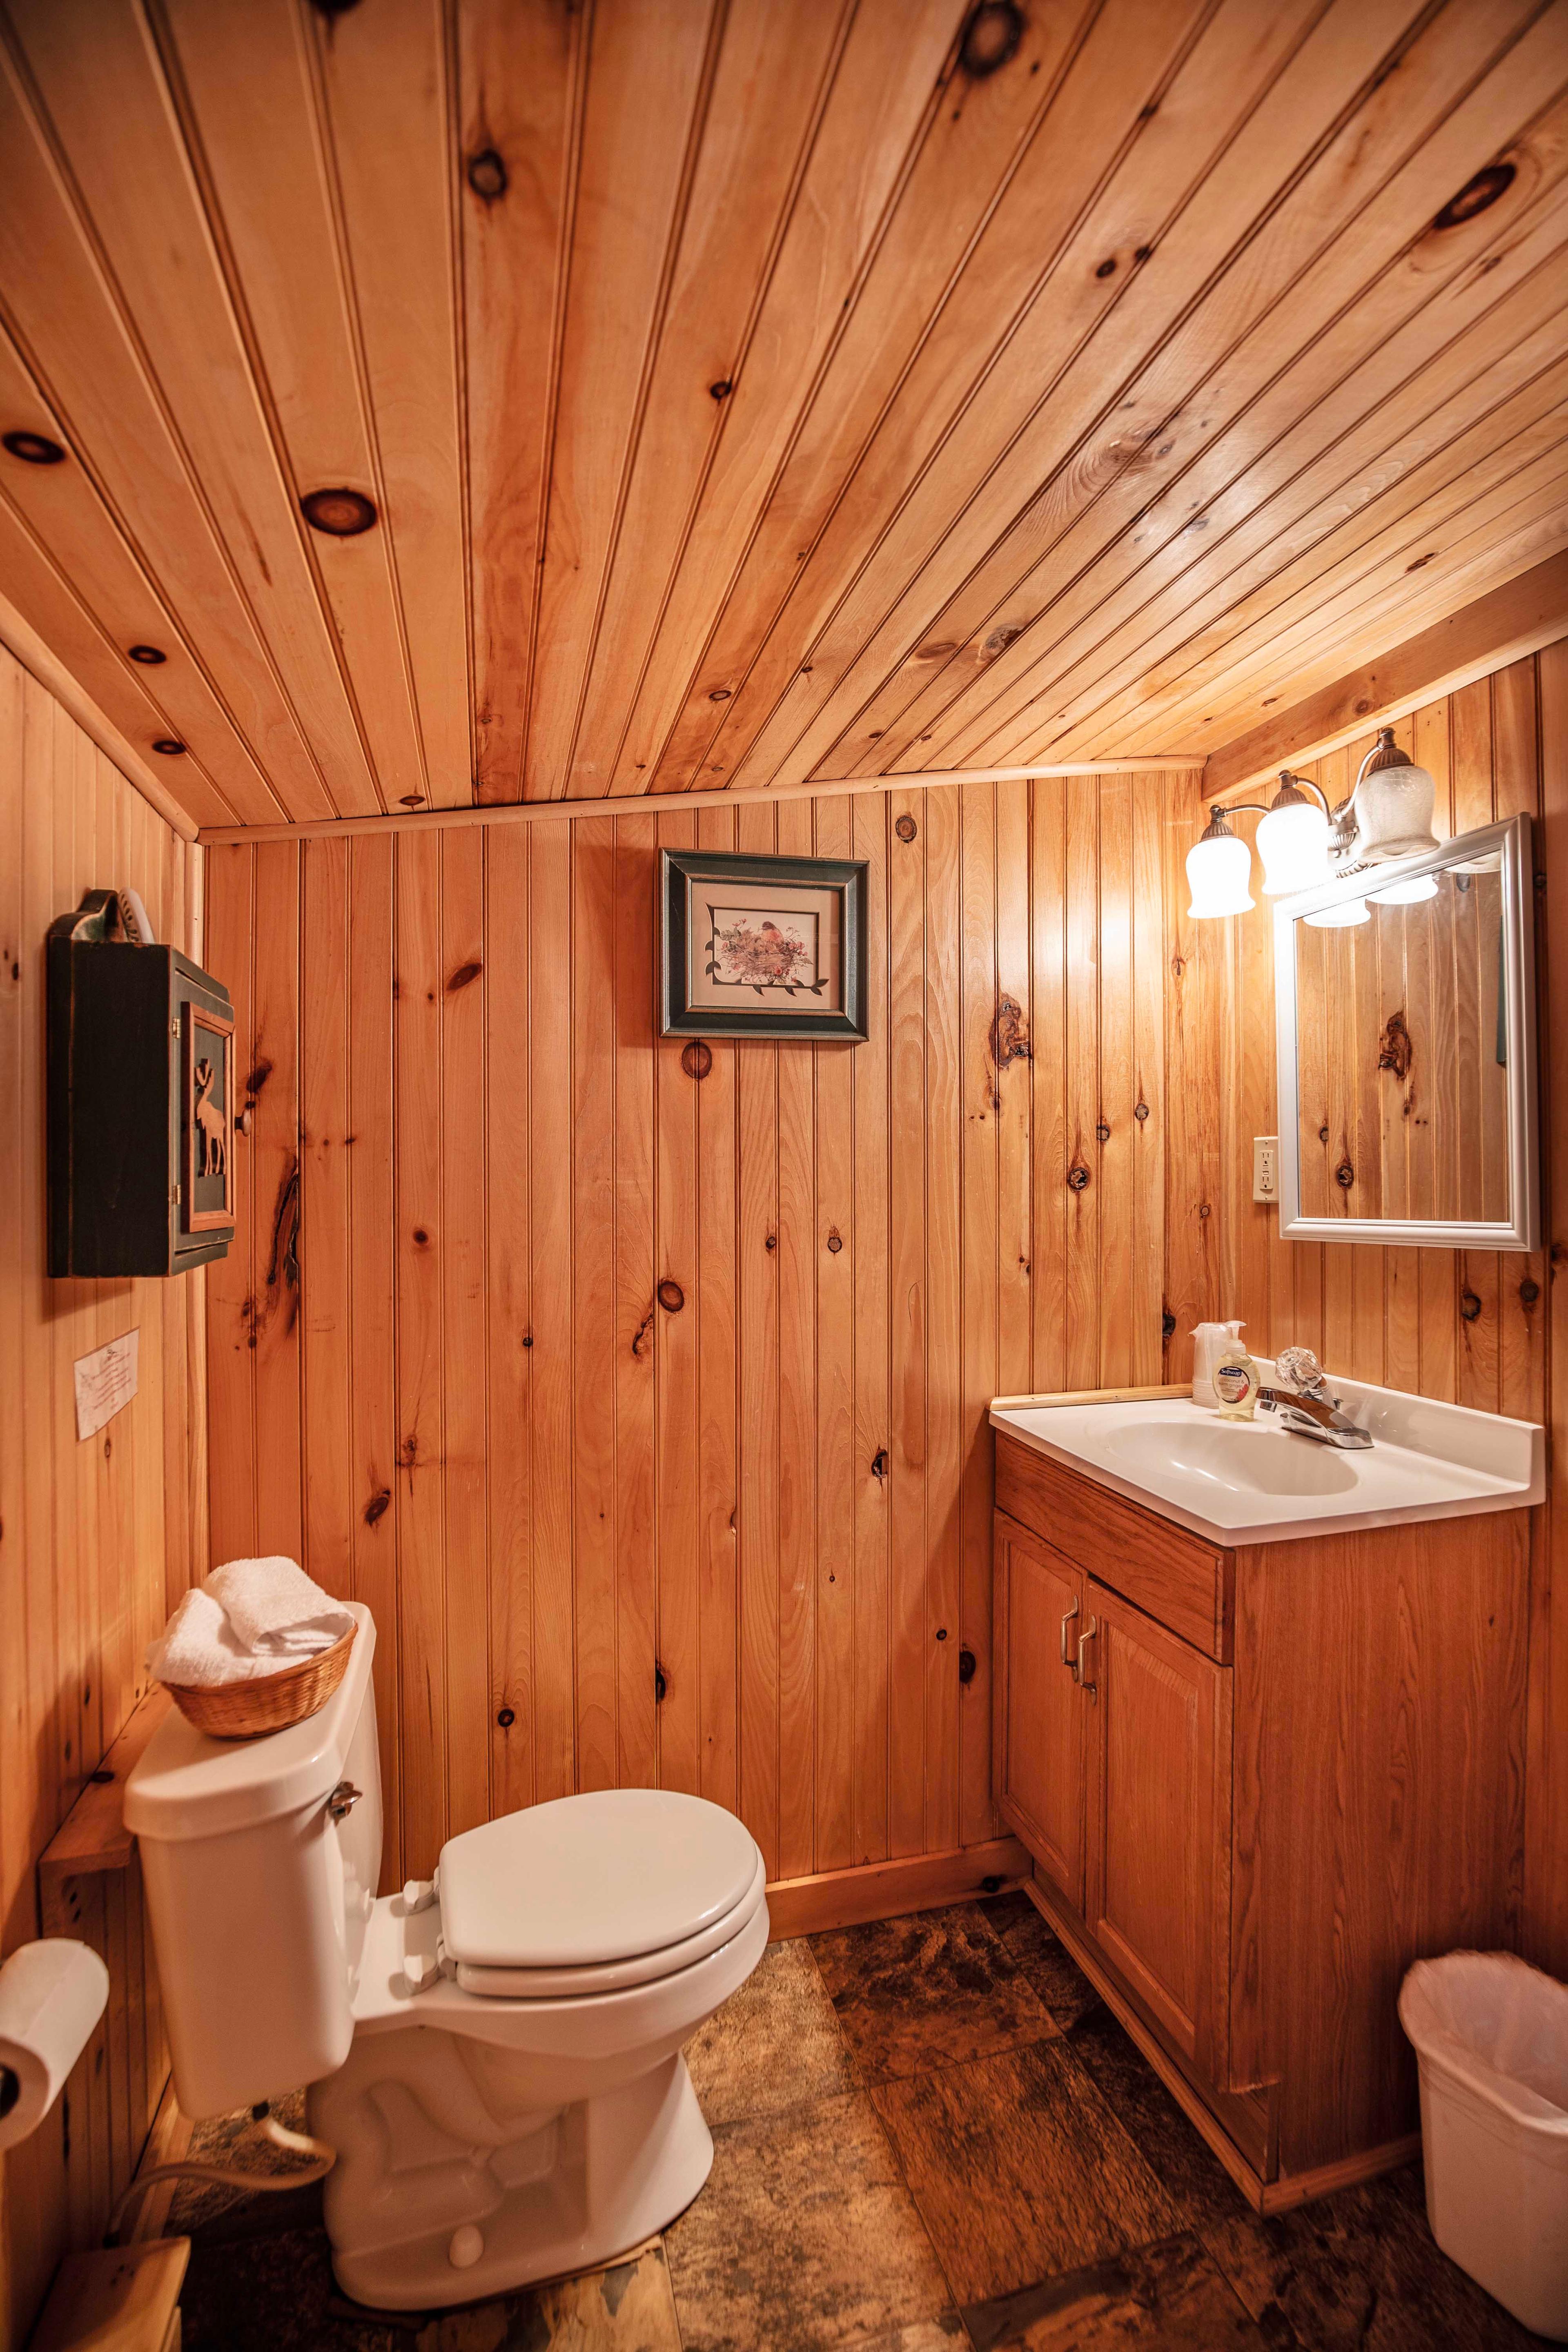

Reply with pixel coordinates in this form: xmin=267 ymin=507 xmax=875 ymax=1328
xmin=0 ymin=1941 xmax=109 ymax=2151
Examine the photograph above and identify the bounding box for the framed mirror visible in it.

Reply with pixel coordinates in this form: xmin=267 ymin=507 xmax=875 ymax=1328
xmin=1274 ymin=813 xmax=1539 ymax=1250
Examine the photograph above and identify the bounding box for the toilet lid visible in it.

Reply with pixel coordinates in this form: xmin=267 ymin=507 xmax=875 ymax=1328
xmin=437 ymin=1789 xmax=762 ymax=1969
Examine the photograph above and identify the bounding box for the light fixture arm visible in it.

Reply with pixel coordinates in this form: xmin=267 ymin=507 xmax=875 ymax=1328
xmin=1274 ymin=769 xmax=1333 ymax=818
xmin=1212 ymin=771 xmax=1334 ymax=824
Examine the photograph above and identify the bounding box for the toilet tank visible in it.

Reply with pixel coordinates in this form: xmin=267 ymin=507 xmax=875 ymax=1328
xmin=126 ymin=1604 xmax=381 ymax=2118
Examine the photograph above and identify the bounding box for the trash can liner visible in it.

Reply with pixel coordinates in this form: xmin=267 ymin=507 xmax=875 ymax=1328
xmin=1400 ymin=1951 xmax=1568 ymax=2128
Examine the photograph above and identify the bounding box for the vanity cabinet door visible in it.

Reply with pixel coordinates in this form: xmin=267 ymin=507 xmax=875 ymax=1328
xmin=993 ymin=1513 xmax=1087 ymax=1910
xmin=1082 ymin=1581 xmax=1231 ymax=2082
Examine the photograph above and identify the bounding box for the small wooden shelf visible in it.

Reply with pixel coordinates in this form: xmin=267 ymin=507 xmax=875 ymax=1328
xmin=39 ymin=1691 xmax=172 ymax=1936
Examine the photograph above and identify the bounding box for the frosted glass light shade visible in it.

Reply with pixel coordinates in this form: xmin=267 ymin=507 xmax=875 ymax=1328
xmin=1256 ymin=797 xmax=1331 ymax=894
xmin=1186 ymin=830 xmax=1254 ymax=918
xmin=1352 ymin=731 xmax=1440 ymax=864
xmin=1303 ymin=896 xmax=1370 ymax=928
xmin=1368 ymin=871 xmax=1439 ymax=906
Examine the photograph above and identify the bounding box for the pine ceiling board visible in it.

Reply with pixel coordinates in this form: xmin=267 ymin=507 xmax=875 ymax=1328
xmin=739 ymin=0 xmax=1546 ymax=800
xmin=1109 ymin=503 xmax=1568 ymax=762
xmin=946 ymin=271 xmax=1568 ymax=769
xmin=0 ymin=0 xmax=359 ymax=823
xmin=309 ymin=0 xmax=472 ymax=810
xmin=617 ymin=0 xmax=1083 ymax=799
xmin=558 ymin=0 xmax=853 ymax=800
xmin=0 ymin=492 xmax=252 ymax=831
xmin=825 ymin=81 xmax=1568 ymax=783
xmin=649 ymin=0 xmax=1225 ymax=795
xmin=1031 ymin=365 xmax=1568 ymax=756
xmin=797 ymin=0 xmax=1430 ymax=786
xmin=522 ymin=0 xmax=725 ymax=798
xmin=1080 ymin=435 xmax=1568 ymax=756
xmin=0 ymin=330 xmax=285 ymax=824
xmin=460 ymin=0 xmax=584 ymax=804
xmin=154 ymin=0 xmax=431 ymax=813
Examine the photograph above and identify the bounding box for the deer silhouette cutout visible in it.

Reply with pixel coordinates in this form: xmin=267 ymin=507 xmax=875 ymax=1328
xmin=194 ymin=1057 xmax=227 ymax=1180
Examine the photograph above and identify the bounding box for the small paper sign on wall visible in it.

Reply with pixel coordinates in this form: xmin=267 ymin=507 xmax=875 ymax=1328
xmin=74 ymin=1330 xmax=139 ymax=1442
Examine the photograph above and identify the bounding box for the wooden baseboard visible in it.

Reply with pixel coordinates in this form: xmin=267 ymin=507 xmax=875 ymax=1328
xmin=1260 ymin=2134 xmax=1423 ymax=2215
xmin=765 ymin=1838 xmax=1031 ymax=1940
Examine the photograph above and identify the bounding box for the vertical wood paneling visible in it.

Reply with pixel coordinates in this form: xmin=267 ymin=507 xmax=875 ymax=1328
xmin=616 ymin=817 xmax=660 ymax=1793
xmin=1214 ymin=644 xmax=1568 ymax=1974
xmin=486 ymin=826 xmax=532 ymax=1823
xmin=529 ymin=822 xmax=575 ymax=1807
xmin=216 ymin=685 xmax=1568 ymax=1969
xmin=0 ymin=650 xmax=205 ymax=2347
xmin=851 ymin=793 xmax=890 ymax=1869
xmin=692 ymin=810 xmax=738 ymax=1812
xmin=394 ymin=830 xmax=447 ymax=1875
xmin=347 ymin=834 xmax=401 ymax=1886
xmin=441 ymin=831 xmax=489 ymax=1836
xmin=771 ymin=800 xmax=813 ymax=1881
xmin=571 ymin=821 xmax=617 ymax=1792
xmin=654 ymin=813 xmax=701 ymax=1799
xmin=813 ymin=794 xmax=856 ymax=1871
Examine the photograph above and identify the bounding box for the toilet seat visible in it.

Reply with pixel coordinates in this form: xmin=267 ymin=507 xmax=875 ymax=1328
xmin=436 ymin=1788 xmax=766 ymax=2000
xmin=451 ymin=1853 xmax=766 ymax=1999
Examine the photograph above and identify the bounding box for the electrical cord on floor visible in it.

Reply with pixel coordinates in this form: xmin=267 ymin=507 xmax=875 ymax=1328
xmin=104 ymin=2102 xmax=336 ymax=2244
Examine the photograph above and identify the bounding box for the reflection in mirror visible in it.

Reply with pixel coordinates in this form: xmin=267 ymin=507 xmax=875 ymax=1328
xmin=1293 ymin=857 xmax=1506 ymax=1225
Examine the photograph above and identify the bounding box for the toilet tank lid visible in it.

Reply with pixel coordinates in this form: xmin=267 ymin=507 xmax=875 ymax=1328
xmin=125 ymin=1604 xmax=376 ymax=1841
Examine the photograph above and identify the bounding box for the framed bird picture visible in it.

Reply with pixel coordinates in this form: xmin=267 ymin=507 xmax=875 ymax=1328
xmin=659 ymin=847 xmax=868 ymax=1042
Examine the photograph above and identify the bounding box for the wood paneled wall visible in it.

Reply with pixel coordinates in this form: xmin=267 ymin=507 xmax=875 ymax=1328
xmin=1216 ymin=641 xmax=1568 ymax=1972
xmin=205 ymin=777 xmax=1224 ymax=1890
xmin=0 ymin=647 xmax=207 ymax=2346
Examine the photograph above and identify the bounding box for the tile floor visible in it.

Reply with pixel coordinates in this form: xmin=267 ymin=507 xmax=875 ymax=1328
xmin=170 ymin=1892 xmax=1552 ymax=2350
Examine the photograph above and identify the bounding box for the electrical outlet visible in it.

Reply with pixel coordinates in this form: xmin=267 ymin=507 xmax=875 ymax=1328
xmin=1253 ymin=1136 xmax=1279 ymax=1204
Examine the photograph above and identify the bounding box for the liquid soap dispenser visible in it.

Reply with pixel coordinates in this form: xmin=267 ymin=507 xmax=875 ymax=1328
xmin=1191 ymin=1319 xmax=1245 ymax=1409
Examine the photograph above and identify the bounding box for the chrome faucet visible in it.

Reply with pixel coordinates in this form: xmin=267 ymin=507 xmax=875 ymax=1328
xmin=1258 ymin=1346 xmax=1372 ymax=1450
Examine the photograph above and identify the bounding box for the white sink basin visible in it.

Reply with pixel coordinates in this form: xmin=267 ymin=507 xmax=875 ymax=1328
xmin=991 ymin=1365 xmax=1542 ymax=1546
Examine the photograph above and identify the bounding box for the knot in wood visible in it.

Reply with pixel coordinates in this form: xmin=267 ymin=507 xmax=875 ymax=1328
xmin=1334 ymin=1159 xmax=1355 ymax=1190
xmin=466 ymin=148 xmax=508 ymax=201
xmin=657 ymin=1279 xmax=685 ymax=1314
xmin=959 ymin=0 xmax=1022 ymax=78
xmin=895 ymin=813 xmax=918 ymax=843
xmin=681 ymin=1040 xmax=713 ymax=1080
xmin=1067 ymin=1163 xmax=1090 ymax=1193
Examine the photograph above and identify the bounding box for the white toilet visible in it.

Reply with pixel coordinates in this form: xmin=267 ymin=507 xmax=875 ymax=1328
xmin=126 ymin=1605 xmax=768 ymax=2310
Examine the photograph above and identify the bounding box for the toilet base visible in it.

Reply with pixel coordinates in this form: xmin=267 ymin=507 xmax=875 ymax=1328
xmin=314 ymin=2047 xmax=713 ymax=2312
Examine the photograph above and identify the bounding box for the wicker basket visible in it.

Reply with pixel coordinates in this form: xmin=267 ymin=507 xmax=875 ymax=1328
xmin=163 ymin=1626 xmax=356 ymax=1740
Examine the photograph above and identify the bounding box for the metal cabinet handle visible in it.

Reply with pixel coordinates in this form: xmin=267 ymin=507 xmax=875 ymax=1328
xmin=1060 ymin=1597 xmax=1081 ymax=1676
xmin=1076 ymin=1619 xmax=1098 ymax=1702
xmin=326 ymin=1780 xmax=362 ymax=1823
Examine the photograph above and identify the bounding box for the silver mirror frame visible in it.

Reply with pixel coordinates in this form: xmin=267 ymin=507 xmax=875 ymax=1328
xmin=1274 ymin=812 xmax=1539 ymax=1251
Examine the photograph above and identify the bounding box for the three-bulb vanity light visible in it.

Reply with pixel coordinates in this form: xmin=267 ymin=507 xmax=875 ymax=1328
xmin=1185 ymin=726 xmax=1443 ymax=924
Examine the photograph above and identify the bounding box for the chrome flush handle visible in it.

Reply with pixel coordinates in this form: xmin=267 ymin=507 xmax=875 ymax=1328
xmin=326 ymin=1780 xmax=362 ymax=1824
xmin=1060 ymin=1596 xmax=1081 ymax=1677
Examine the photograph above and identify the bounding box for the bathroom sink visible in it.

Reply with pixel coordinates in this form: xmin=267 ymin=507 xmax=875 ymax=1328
xmin=1103 ymin=1418 xmax=1361 ymax=1499
xmin=990 ymin=1366 xmax=1543 ymax=1545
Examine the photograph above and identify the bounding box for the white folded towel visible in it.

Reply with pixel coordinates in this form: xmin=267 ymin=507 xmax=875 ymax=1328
xmin=146 ymin=1559 xmax=354 ymax=1688
xmin=206 ymin=1557 xmax=354 ymax=1656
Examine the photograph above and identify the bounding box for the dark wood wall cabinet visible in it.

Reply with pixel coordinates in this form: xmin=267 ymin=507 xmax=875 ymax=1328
xmin=993 ymin=1430 xmax=1528 ymax=2214
xmin=47 ymin=890 xmax=236 ymax=1278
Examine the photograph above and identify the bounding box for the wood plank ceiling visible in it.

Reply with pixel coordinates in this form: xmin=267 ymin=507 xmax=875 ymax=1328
xmin=0 ymin=0 xmax=1566 ymax=834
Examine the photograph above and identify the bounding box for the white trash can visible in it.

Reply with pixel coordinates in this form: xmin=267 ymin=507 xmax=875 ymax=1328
xmin=1399 ymin=1951 xmax=1568 ymax=2340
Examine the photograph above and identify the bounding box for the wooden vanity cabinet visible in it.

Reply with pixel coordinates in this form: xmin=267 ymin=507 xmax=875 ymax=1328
xmin=993 ymin=1429 xmax=1530 ymax=2213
